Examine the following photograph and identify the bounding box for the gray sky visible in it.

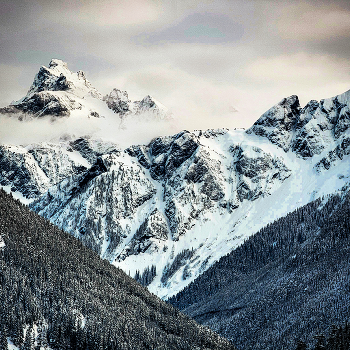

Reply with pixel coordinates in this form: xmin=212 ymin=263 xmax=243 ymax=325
xmin=0 ymin=0 xmax=349 ymax=130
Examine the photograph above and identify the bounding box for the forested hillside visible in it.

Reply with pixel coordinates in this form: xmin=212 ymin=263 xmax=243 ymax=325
xmin=0 ymin=189 xmax=235 ymax=350
xmin=169 ymin=185 xmax=350 ymax=350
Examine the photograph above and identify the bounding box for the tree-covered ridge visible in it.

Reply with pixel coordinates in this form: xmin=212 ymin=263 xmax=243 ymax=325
xmin=169 ymin=186 xmax=350 ymax=350
xmin=0 ymin=189 xmax=235 ymax=350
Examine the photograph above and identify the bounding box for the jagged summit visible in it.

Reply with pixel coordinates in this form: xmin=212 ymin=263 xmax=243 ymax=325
xmin=0 ymin=59 xmax=171 ymax=125
xmin=0 ymin=59 xmax=103 ymax=119
xmin=136 ymin=94 xmax=170 ymax=119
xmin=103 ymin=89 xmax=171 ymax=122
xmin=247 ymin=90 xmax=350 ymax=156
xmin=104 ymin=88 xmax=131 ymax=115
xmin=246 ymin=95 xmax=301 ymax=151
xmin=26 ymin=58 xmax=102 ymax=99
xmin=48 ymin=58 xmax=68 ymax=68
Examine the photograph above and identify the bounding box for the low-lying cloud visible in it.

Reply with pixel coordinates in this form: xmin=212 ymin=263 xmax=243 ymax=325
xmin=0 ymin=112 xmax=181 ymax=149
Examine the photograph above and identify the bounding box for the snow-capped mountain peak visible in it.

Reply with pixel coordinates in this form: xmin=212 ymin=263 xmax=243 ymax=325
xmin=103 ymin=89 xmax=172 ymax=122
xmin=0 ymin=59 xmax=171 ymax=128
xmin=136 ymin=95 xmax=170 ymax=119
xmin=26 ymin=58 xmax=102 ymax=99
xmin=247 ymin=90 xmax=350 ymax=157
xmin=103 ymin=88 xmax=131 ymax=115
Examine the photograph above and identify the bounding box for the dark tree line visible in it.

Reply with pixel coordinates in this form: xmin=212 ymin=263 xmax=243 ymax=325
xmin=168 ymin=185 xmax=350 ymax=349
xmin=0 ymin=188 xmax=235 ymax=350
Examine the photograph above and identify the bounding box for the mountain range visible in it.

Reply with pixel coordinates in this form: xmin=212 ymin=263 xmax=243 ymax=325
xmin=0 ymin=59 xmax=349 ymax=304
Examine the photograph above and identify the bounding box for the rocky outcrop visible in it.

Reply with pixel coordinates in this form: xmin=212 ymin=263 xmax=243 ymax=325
xmin=231 ymin=145 xmax=291 ymax=201
xmin=118 ymin=210 xmax=169 ymax=260
xmin=246 ymin=95 xmax=301 ymax=152
xmin=103 ymin=89 xmax=171 ymax=123
xmin=247 ymin=90 xmax=350 ymax=161
xmin=104 ymin=89 xmax=131 ymax=115
xmin=0 ymin=143 xmax=89 ymax=198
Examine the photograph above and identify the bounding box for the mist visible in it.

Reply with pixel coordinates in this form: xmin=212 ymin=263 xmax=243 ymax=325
xmin=0 ymin=112 xmax=184 ymax=150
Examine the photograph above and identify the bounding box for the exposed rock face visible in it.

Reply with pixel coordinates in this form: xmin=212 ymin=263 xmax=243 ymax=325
xmin=247 ymin=95 xmax=301 ymax=152
xmin=231 ymin=145 xmax=291 ymax=201
xmin=104 ymin=89 xmax=131 ymax=115
xmin=30 ymin=152 xmax=158 ymax=256
xmin=247 ymin=90 xmax=350 ymax=161
xmin=103 ymin=89 xmax=171 ymax=123
xmin=0 ymin=143 xmax=89 ymax=198
xmin=118 ymin=209 xmax=169 ymax=260
xmin=0 ymin=139 xmax=119 ymax=199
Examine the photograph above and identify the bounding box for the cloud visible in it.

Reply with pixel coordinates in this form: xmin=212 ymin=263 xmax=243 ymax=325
xmin=242 ymin=52 xmax=350 ymax=110
xmin=0 ymin=64 xmax=27 ymax=107
xmin=134 ymin=12 xmax=244 ymax=44
xmin=119 ymin=64 xmax=255 ymax=130
xmin=0 ymin=112 xmax=179 ymax=149
xmin=275 ymin=3 xmax=350 ymax=41
xmin=244 ymin=53 xmax=349 ymax=82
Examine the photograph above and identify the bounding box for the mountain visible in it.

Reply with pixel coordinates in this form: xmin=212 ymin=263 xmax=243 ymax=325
xmin=169 ymin=185 xmax=350 ymax=350
xmin=0 ymin=59 xmax=349 ymax=300
xmin=28 ymin=89 xmax=350 ymax=299
xmin=0 ymin=59 xmax=171 ymax=123
xmin=0 ymin=188 xmax=235 ymax=350
xmin=104 ymin=88 xmax=171 ymax=125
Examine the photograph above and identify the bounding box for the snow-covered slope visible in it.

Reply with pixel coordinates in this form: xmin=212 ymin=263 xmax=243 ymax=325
xmin=1 ymin=60 xmax=349 ymax=299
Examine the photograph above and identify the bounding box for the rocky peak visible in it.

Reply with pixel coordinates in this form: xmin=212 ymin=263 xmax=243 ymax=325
xmin=48 ymin=58 xmax=69 ymax=69
xmin=246 ymin=95 xmax=301 ymax=151
xmin=103 ymin=89 xmax=131 ymax=115
xmin=24 ymin=59 xmax=102 ymax=99
xmin=134 ymin=95 xmax=170 ymax=120
xmin=0 ymin=59 xmax=104 ymax=119
xmin=247 ymin=90 xmax=350 ymax=161
xmin=104 ymin=88 xmax=171 ymax=124
xmin=252 ymin=95 xmax=300 ymax=129
xmin=140 ymin=95 xmax=156 ymax=108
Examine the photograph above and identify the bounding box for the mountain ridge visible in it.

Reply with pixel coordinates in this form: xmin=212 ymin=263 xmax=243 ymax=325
xmin=0 ymin=59 xmax=171 ymax=124
xmin=0 ymin=59 xmax=349 ymax=299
